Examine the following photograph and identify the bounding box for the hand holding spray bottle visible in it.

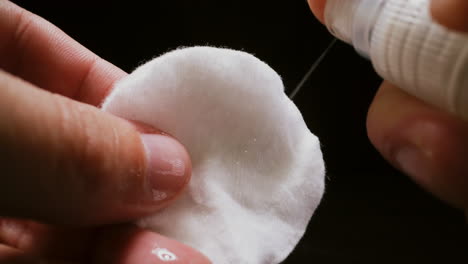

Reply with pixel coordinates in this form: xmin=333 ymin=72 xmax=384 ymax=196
xmin=324 ymin=0 xmax=468 ymax=120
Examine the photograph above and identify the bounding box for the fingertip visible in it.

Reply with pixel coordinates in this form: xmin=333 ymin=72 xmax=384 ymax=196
xmin=431 ymin=0 xmax=468 ymax=32
xmin=75 ymin=118 xmax=193 ymax=225
xmin=94 ymin=226 xmax=211 ymax=264
xmin=307 ymin=0 xmax=326 ymax=24
xmin=0 ymin=73 xmax=190 ymax=225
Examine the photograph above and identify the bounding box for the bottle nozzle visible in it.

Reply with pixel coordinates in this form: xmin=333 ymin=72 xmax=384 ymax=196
xmin=325 ymin=0 xmax=386 ymax=58
xmin=323 ymin=0 xmax=468 ymax=121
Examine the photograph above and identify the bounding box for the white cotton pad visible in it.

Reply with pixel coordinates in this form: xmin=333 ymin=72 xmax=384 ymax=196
xmin=102 ymin=47 xmax=325 ymax=264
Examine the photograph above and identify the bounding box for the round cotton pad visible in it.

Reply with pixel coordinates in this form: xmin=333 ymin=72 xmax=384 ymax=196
xmin=102 ymin=47 xmax=325 ymax=264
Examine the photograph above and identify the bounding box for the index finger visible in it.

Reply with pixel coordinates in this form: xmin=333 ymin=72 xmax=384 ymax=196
xmin=307 ymin=0 xmax=326 ymax=24
xmin=0 ymin=0 xmax=126 ymax=106
xmin=309 ymin=0 xmax=468 ymax=31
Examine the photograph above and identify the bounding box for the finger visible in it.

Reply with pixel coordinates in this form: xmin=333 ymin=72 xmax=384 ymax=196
xmin=367 ymin=81 xmax=468 ymax=210
xmin=307 ymin=0 xmax=468 ymax=33
xmin=0 ymin=71 xmax=191 ymax=226
xmin=0 ymin=220 xmax=212 ymax=264
xmin=0 ymin=0 xmax=126 ymax=106
xmin=93 ymin=226 xmax=211 ymax=264
xmin=431 ymin=0 xmax=468 ymax=32
xmin=0 ymin=218 xmax=92 ymax=260
xmin=306 ymin=0 xmax=326 ymax=24
xmin=0 ymin=245 xmax=26 ymax=263
xmin=0 ymin=245 xmax=74 ymax=264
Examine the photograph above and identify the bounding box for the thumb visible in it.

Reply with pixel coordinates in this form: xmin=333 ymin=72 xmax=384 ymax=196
xmin=367 ymin=82 xmax=468 ymax=210
xmin=0 ymin=71 xmax=191 ymax=226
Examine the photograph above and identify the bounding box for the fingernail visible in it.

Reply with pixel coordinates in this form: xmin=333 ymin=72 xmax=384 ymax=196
xmin=95 ymin=227 xmax=211 ymax=264
xmin=395 ymin=146 xmax=433 ymax=178
xmin=148 ymin=235 xmax=211 ymax=264
xmin=393 ymin=123 xmax=436 ymax=178
xmin=140 ymin=134 xmax=191 ymax=202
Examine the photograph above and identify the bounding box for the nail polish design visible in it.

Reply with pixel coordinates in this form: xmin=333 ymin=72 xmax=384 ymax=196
xmin=152 ymin=190 xmax=168 ymax=201
xmin=152 ymin=247 xmax=178 ymax=262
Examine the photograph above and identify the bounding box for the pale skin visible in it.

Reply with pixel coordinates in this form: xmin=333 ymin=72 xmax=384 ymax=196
xmin=0 ymin=0 xmax=466 ymax=263
xmin=0 ymin=0 xmax=209 ymax=263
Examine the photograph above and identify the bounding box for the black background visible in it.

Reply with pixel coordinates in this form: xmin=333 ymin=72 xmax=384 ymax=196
xmin=13 ymin=1 xmax=467 ymax=263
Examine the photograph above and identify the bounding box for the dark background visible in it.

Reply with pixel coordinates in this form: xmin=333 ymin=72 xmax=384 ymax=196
xmin=14 ymin=1 xmax=467 ymax=263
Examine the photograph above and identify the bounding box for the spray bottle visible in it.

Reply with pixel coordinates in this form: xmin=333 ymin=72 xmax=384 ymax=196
xmin=324 ymin=0 xmax=468 ymax=119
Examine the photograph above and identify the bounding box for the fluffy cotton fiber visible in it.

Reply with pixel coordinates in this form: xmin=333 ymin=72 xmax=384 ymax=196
xmin=102 ymin=47 xmax=325 ymax=264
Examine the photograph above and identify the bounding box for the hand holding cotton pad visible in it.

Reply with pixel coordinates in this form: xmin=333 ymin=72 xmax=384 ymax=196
xmin=102 ymin=47 xmax=325 ymax=264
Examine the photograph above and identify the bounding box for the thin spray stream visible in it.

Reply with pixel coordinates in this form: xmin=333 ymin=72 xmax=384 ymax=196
xmin=289 ymin=38 xmax=338 ymax=100
xmin=325 ymin=0 xmax=468 ymax=120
